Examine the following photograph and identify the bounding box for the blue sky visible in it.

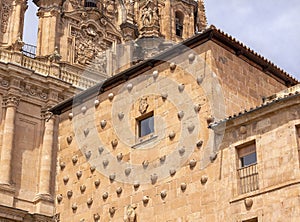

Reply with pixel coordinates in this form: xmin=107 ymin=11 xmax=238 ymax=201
xmin=23 ymin=0 xmax=300 ymax=79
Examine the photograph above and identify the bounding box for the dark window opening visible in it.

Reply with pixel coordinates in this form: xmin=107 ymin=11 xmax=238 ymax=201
xmin=175 ymin=11 xmax=184 ymax=37
xmin=138 ymin=112 xmax=154 ymax=137
xmin=237 ymin=141 xmax=259 ymax=194
xmin=85 ymin=0 xmax=97 ymax=7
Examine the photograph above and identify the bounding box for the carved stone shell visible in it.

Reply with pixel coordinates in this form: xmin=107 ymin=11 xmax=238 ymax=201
xmin=169 ymin=168 xmax=176 ymax=176
xmin=57 ymin=194 xmax=63 ymax=203
xmin=180 ymin=183 xmax=187 ymax=191
xmin=151 ymin=174 xmax=158 ymax=184
xmin=67 ymin=190 xmax=73 ymax=198
xmin=200 ymin=175 xmax=208 ymax=184
xmin=188 ymin=53 xmax=195 ymax=62
xmin=127 ymin=83 xmax=133 ymax=91
xmin=108 ymin=93 xmax=114 ymax=100
xmin=189 ymin=159 xmax=197 ymax=168
xmin=60 ymin=161 xmax=66 ymax=170
xmin=81 ymin=106 xmax=87 ymax=114
xmin=76 ymin=171 xmax=82 ymax=179
xmin=244 ymin=198 xmax=253 ymax=208
xmin=124 ymin=167 xmax=131 ymax=176
xmin=72 ymin=155 xmax=78 ymax=164
xmin=194 ymin=104 xmax=201 ymax=113
xmin=161 ymin=92 xmax=168 ymax=100
xmin=67 ymin=136 xmax=73 ymax=144
xmin=63 ymin=176 xmax=69 ymax=183
xmin=178 ymin=84 xmax=185 ymax=92
xmin=196 ymin=140 xmax=203 ymax=148
xmin=94 ymin=99 xmax=100 ymax=107
xmin=84 ymin=128 xmax=89 ymax=137
xmin=100 ymin=120 xmax=107 ymax=128
xmin=152 ymin=70 xmax=158 ymax=78
xmin=68 ymin=113 xmax=73 ymax=120
xmin=109 ymin=207 xmax=116 ymax=215
xmin=118 ymin=112 xmax=124 ymax=119
xmin=142 ymin=195 xmax=150 ymax=204
xmin=170 ymin=62 xmax=176 ymax=70
xmin=85 ymin=150 xmax=91 ymax=159
xmin=116 ymin=187 xmax=122 ymax=195
xmin=177 ymin=111 xmax=184 ymax=119
xmin=169 ymin=131 xmax=176 ymax=139
xmin=102 ymin=192 xmax=108 ymax=199
xmin=87 ymin=197 xmax=93 ymax=205
xmin=160 ymin=190 xmax=167 ymax=199
xmin=116 ymin=153 xmax=123 ymax=161
xmin=90 ymin=165 xmax=96 ymax=172
xmin=103 ymin=159 xmax=109 ymax=167
xmin=133 ymin=181 xmax=140 ymax=189
xmin=111 ymin=139 xmax=118 ymax=148
xmin=94 ymin=213 xmax=100 ymax=220
xmin=109 ymin=174 xmax=116 ymax=181
xmin=188 ymin=124 xmax=195 ymax=132
xmin=72 ymin=203 xmax=77 ymax=211
xmin=80 ymin=184 xmax=86 ymax=193
xmin=94 ymin=179 xmax=100 ymax=187
xmin=178 ymin=147 xmax=185 ymax=155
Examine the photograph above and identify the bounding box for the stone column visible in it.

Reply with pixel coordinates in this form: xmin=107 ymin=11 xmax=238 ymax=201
xmin=0 ymin=96 xmax=19 ymax=185
xmin=37 ymin=111 xmax=55 ymax=196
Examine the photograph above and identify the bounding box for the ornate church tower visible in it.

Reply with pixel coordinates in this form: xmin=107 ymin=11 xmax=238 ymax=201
xmin=0 ymin=0 xmax=28 ymax=49
xmin=32 ymin=0 xmax=207 ymax=73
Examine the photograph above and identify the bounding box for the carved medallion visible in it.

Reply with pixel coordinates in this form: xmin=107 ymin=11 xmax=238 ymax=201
xmin=138 ymin=97 xmax=149 ymax=114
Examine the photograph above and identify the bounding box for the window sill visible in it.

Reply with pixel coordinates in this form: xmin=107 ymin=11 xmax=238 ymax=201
xmin=132 ymin=134 xmax=158 ymax=149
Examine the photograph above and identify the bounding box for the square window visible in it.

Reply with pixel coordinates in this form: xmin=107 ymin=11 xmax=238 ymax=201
xmin=138 ymin=112 xmax=154 ymax=138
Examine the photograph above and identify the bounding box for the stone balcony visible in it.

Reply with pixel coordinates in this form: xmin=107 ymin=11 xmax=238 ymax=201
xmin=0 ymin=45 xmax=108 ymax=90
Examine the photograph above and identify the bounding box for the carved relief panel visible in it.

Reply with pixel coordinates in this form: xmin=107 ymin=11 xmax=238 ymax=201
xmin=71 ymin=24 xmax=110 ymax=72
xmin=0 ymin=0 xmax=12 ymax=34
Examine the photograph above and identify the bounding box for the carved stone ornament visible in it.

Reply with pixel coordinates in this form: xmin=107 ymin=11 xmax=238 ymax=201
xmin=118 ymin=112 xmax=124 ymax=119
xmin=244 ymin=198 xmax=253 ymax=208
xmin=180 ymin=183 xmax=187 ymax=191
xmin=124 ymin=204 xmax=137 ymax=222
xmin=100 ymin=120 xmax=107 ymax=128
xmin=170 ymin=62 xmax=176 ymax=70
xmin=57 ymin=194 xmax=63 ymax=203
xmin=117 ymin=153 xmax=123 ymax=161
xmin=94 ymin=213 xmax=100 ymax=220
xmin=72 ymin=203 xmax=77 ymax=211
xmin=189 ymin=159 xmax=197 ymax=168
xmin=0 ymin=2 xmax=11 ymax=33
xmin=150 ymin=173 xmax=158 ymax=184
xmin=67 ymin=136 xmax=73 ymax=144
xmin=111 ymin=139 xmax=118 ymax=148
xmin=85 ymin=150 xmax=91 ymax=159
xmin=133 ymin=181 xmax=140 ymax=189
xmin=140 ymin=0 xmax=159 ymax=27
xmin=125 ymin=167 xmax=131 ymax=176
xmin=160 ymin=190 xmax=167 ymax=199
xmin=188 ymin=53 xmax=196 ymax=62
xmin=80 ymin=184 xmax=86 ymax=193
xmin=87 ymin=197 xmax=93 ymax=206
xmin=68 ymin=113 xmax=73 ymax=120
xmin=240 ymin=126 xmax=247 ymax=134
xmin=178 ymin=147 xmax=185 ymax=156
xmin=196 ymin=140 xmax=203 ymax=148
xmin=71 ymin=25 xmax=108 ymax=73
xmin=98 ymin=146 xmax=104 ymax=154
xmin=200 ymin=175 xmax=208 ymax=184
xmin=169 ymin=168 xmax=176 ymax=176
xmin=94 ymin=99 xmax=100 ymax=107
xmin=67 ymin=190 xmax=73 ymax=198
xmin=161 ymin=92 xmax=168 ymax=100
xmin=84 ymin=128 xmax=89 ymax=137
xmin=72 ymin=155 xmax=78 ymax=164
xmin=109 ymin=174 xmax=116 ymax=181
xmin=178 ymin=84 xmax=185 ymax=92
xmin=142 ymin=195 xmax=150 ymax=204
xmin=109 ymin=207 xmax=116 ymax=215
xmin=90 ymin=165 xmax=96 ymax=172
xmin=116 ymin=187 xmax=122 ymax=195
xmin=138 ymin=97 xmax=149 ymax=114
xmin=108 ymin=93 xmax=114 ymax=100
xmin=102 ymin=192 xmax=109 ymax=199
xmin=60 ymin=161 xmax=66 ymax=170
xmin=94 ymin=179 xmax=100 ymax=187
xmin=127 ymin=83 xmax=133 ymax=91
xmin=63 ymin=176 xmax=69 ymax=183
xmin=81 ymin=106 xmax=87 ymax=114
xmin=169 ymin=131 xmax=176 ymax=139
xmin=152 ymin=70 xmax=159 ymax=79
xmin=76 ymin=170 xmax=82 ymax=179
xmin=177 ymin=111 xmax=184 ymax=119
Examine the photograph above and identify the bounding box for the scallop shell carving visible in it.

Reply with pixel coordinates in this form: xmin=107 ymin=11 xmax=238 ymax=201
xmin=133 ymin=181 xmax=140 ymax=189
xmin=102 ymin=192 xmax=108 ymax=199
xmin=127 ymin=83 xmax=133 ymax=91
xmin=169 ymin=131 xmax=176 ymax=139
xmin=84 ymin=128 xmax=89 ymax=137
xmin=66 ymin=136 xmax=73 ymax=144
xmin=170 ymin=62 xmax=176 ymax=70
xmin=151 ymin=174 xmax=158 ymax=184
xmin=125 ymin=167 xmax=131 ymax=176
xmin=194 ymin=104 xmax=201 ymax=113
xmin=169 ymin=168 xmax=176 ymax=176
xmin=116 ymin=187 xmax=122 ymax=195
xmin=160 ymin=190 xmax=167 ymax=199
xmin=87 ymin=197 xmax=93 ymax=205
xmin=189 ymin=159 xmax=197 ymax=168
xmin=180 ymin=183 xmax=187 ymax=191
xmin=177 ymin=111 xmax=184 ymax=119
xmin=109 ymin=207 xmax=116 ymax=215
xmin=94 ymin=99 xmax=100 ymax=107
xmin=67 ymin=190 xmax=73 ymax=198
xmin=81 ymin=106 xmax=87 ymax=114
xmin=244 ymin=198 xmax=253 ymax=208
xmin=103 ymin=159 xmax=109 ymax=167
xmin=90 ymin=166 xmax=96 ymax=172
xmin=85 ymin=151 xmax=91 ymax=159
xmin=76 ymin=171 xmax=82 ymax=179
xmin=188 ymin=124 xmax=195 ymax=132
xmin=71 ymin=155 xmax=78 ymax=164
xmin=57 ymin=194 xmax=63 ymax=203
xmin=63 ymin=176 xmax=69 ymax=183
xmin=111 ymin=139 xmax=118 ymax=148
xmin=60 ymin=161 xmax=66 ymax=170
xmin=200 ymin=175 xmax=208 ymax=184
xmin=94 ymin=179 xmax=100 ymax=187
xmin=161 ymin=92 xmax=168 ymax=100
xmin=142 ymin=195 xmax=150 ymax=204
xmin=100 ymin=120 xmax=107 ymax=128
xmin=98 ymin=147 xmax=104 ymax=154
xmin=153 ymin=70 xmax=159 ymax=79
xmin=197 ymin=76 xmax=204 ymax=85
xmin=188 ymin=53 xmax=195 ymax=62
xmin=108 ymin=93 xmax=114 ymax=100
xmin=109 ymin=174 xmax=116 ymax=181
xmin=116 ymin=153 xmax=123 ymax=161
xmin=80 ymin=184 xmax=86 ymax=193
xmin=178 ymin=147 xmax=185 ymax=155
xmin=72 ymin=203 xmax=77 ymax=211
xmin=178 ymin=84 xmax=185 ymax=92
xmin=118 ymin=112 xmax=124 ymax=119
xmin=94 ymin=213 xmax=100 ymax=220
xmin=196 ymin=140 xmax=203 ymax=148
